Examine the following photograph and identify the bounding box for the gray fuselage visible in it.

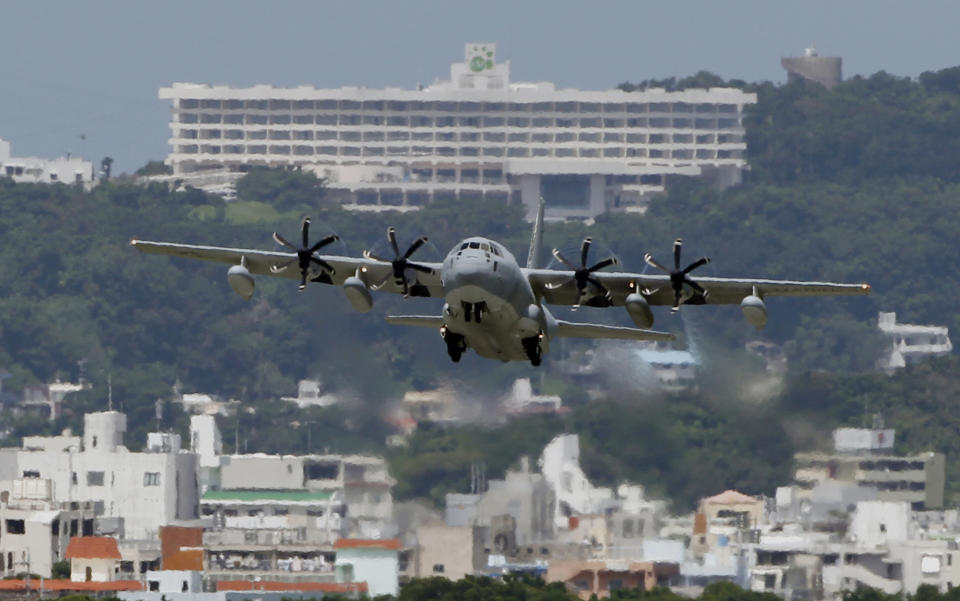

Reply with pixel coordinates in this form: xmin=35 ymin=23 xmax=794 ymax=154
xmin=439 ymin=237 xmax=552 ymax=361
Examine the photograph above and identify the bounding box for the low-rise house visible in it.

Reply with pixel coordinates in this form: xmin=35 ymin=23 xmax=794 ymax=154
xmin=334 ymin=538 xmax=401 ymax=597
xmin=414 ymin=523 xmax=486 ymax=580
xmin=546 ymin=559 xmax=680 ymax=600
xmin=66 ymin=536 xmax=122 ymax=582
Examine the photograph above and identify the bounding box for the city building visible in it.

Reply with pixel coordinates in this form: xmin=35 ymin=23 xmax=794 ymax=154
xmin=793 ymin=427 xmax=945 ymax=509
xmin=2 ymin=411 xmax=200 ymax=540
xmin=0 ymin=138 xmax=94 ymax=186
xmin=216 ymin=453 xmax=394 ymax=538
xmin=691 ymin=490 xmax=763 ymax=559
xmin=877 ymin=311 xmax=952 ymax=372
xmin=200 ymin=488 xmax=341 ymax=583
xmin=0 ymin=478 xmax=96 ymax=578
xmin=781 ymin=47 xmax=842 ymax=90
xmin=157 ymin=43 xmax=756 ymax=220
xmin=413 ymin=523 xmax=487 ymax=580
xmin=503 ymin=378 xmax=564 ymax=414
xmin=333 ymin=538 xmax=401 ymax=597
xmin=20 ymin=380 xmax=86 ymax=421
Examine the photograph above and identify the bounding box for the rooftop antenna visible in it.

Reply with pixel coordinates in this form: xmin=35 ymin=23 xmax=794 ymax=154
xmin=107 ymin=374 xmax=113 ymax=411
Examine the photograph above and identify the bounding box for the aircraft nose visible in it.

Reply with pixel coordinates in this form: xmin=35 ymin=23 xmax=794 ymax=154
xmin=448 ymin=257 xmax=489 ymax=289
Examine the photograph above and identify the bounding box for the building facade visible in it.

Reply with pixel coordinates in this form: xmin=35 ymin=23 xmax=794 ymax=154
xmin=4 ymin=411 xmax=200 ymax=540
xmin=793 ymin=428 xmax=945 ymax=510
xmin=0 ymin=138 xmax=94 ymax=186
xmin=158 ymin=44 xmax=756 ymax=220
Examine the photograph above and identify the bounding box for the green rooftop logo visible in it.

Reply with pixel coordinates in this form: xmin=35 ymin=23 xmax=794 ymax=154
xmin=467 ymin=44 xmax=495 ymax=72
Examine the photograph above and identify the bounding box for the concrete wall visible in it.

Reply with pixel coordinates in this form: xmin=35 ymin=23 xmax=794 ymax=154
xmin=336 ymin=548 xmax=398 ymax=597
xmin=415 ymin=524 xmax=483 ymax=580
xmin=220 ymin=456 xmax=304 ymax=490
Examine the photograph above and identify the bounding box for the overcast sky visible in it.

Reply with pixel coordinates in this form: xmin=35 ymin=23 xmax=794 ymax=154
xmin=2 ymin=1 xmax=958 ymax=174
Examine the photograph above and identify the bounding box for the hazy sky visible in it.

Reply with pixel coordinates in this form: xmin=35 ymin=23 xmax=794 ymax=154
xmin=2 ymin=1 xmax=958 ymax=174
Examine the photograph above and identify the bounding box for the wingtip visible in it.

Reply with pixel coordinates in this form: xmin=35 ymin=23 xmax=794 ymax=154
xmin=862 ymin=283 xmax=871 ymax=293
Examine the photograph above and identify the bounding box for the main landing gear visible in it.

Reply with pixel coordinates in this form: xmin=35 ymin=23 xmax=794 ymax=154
xmin=522 ymin=335 xmax=543 ymax=367
xmin=462 ymin=301 xmax=487 ymax=323
xmin=443 ymin=329 xmax=467 ymax=363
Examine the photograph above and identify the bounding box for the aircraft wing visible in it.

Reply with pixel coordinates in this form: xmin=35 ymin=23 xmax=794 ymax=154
xmin=553 ymin=320 xmax=675 ymax=341
xmin=130 ymin=240 xmax=444 ymax=297
xmin=526 ymin=268 xmax=871 ymax=306
xmin=384 ymin=315 xmax=445 ymax=328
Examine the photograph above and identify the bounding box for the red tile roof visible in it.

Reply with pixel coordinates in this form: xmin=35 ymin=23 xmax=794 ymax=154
xmin=217 ymin=581 xmax=367 ymax=593
xmin=164 ymin=549 xmax=204 ymax=571
xmin=334 ymin=538 xmax=402 ymax=550
xmin=0 ymin=579 xmax=141 ymax=592
xmin=65 ymin=536 xmax=122 ymax=560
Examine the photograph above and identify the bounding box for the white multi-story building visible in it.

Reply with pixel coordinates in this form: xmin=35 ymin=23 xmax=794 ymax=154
xmin=0 ymin=138 xmax=94 ymax=186
xmin=158 ymin=43 xmax=756 ymax=220
xmin=877 ymin=311 xmax=952 ymax=372
xmin=793 ymin=427 xmax=945 ymax=510
xmin=1 ymin=411 xmax=200 ymax=540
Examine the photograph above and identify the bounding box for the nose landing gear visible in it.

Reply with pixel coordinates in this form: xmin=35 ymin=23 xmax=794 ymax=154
xmin=461 ymin=301 xmax=487 ymax=323
xmin=522 ymin=334 xmax=543 ymax=367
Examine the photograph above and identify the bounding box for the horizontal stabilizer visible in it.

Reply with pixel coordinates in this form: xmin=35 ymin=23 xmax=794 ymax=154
xmin=553 ymin=320 xmax=675 ymax=341
xmin=385 ymin=315 xmax=445 ymax=329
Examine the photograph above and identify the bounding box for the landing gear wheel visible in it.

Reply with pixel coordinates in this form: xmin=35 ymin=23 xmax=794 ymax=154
xmin=522 ymin=335 xmax=543 ymax=367
xmin=444 ymin=331 xmax=466 ymax=363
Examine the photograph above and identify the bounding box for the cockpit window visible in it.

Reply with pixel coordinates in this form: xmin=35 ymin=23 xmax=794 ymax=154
xmin=492 ymin=245 xmax=502 ymax=257
xmin=460 ymin=243 xmax=469 ymax=250
xmin=469 ymin=242 xmax=480 ymax=249
xmin=480 ymin=243 xmax=490 ymax=252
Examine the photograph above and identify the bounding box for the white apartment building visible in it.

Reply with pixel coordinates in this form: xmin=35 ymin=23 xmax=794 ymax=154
xmin=216 ymin=453 xmax=394 ymax=539
xmin=0 ymin=138 xmax=94 ymax=186
xmin=201 ymin=488 xmax=342 ymax=583
xmin=0 ymin=478 xmax=96 ymax=577
xmin=2 ymin=411 xmax=200 ymax=539
xmin=158 ymin=43 xmax=756 ymax=220
xmin=877 ymin=311 xmax=952 ymax=372
xmin=793 ymin=427 xmax=945 ymax=510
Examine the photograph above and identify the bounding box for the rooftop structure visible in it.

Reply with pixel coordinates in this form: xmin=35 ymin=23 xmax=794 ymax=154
xmin=158 ymin=43 xmax=756 ymax=221
xmin=0 ymin=137 xmax=94 ymax=187
xmin=877 ymin=311 xmax=952 ymax=372
xmin=781 ymin=46 xmax=842 ymax=89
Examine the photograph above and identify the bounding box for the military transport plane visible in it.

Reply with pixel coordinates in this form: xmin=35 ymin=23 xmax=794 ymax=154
xmin=131 ymin=202 xmax=870 ymax=366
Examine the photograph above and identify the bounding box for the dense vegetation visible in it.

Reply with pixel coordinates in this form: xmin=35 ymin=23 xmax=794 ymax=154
xmin=3 ymin=66 xmax=960 ymax=510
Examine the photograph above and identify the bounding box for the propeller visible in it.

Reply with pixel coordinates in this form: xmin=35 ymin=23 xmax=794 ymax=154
xmin=271 ymin=217 xmax=339 ymax=290
xmin=547 ymin=237 xmax=619 ymax=308
xmin=643 ymin=238 xmax=711 ymax=313
xmin=363 ymin=226 xmax=433 ymax=296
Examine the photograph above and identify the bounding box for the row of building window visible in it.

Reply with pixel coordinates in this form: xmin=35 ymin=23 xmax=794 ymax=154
xmin=179 ymin=113 xmax=742 ymax=129
xmin=175 ymin=144 xmax=742 ymax=160
xmin=178 ymin=129 xmax=744 ymax=144
xmin=178 ymin=98 xmax=744 ymax=114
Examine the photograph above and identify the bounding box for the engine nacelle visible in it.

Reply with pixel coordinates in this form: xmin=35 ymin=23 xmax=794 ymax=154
xmin=625 ymin=293 xmax=654 ymax=329
xmin=741 ymin=294 xmax=768 ymax=329
xmin=343 ymin=276 xmax=374 ymax=313
xmin=227 ymin=264 xmax=255 ymax=300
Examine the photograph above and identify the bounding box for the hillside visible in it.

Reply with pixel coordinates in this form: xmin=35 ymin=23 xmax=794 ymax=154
xmin=3 ymin=66 xmax=960 ymax=509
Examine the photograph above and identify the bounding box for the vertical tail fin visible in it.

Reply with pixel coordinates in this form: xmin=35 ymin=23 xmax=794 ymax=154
xmin=526 ymin=196 xmax=545 ymax=268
